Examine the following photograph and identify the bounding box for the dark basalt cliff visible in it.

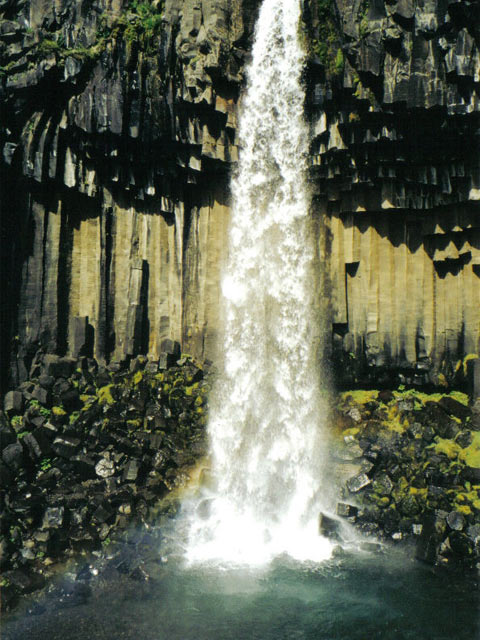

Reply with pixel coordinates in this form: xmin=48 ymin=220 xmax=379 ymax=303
xmin=1 ymin=0 xmax=480 ymax=390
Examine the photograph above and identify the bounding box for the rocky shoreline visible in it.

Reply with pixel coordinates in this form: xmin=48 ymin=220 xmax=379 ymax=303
xmin=330 ymin=388 xmax=480 ymax=571
xmin=0 ymin=344 xmax=209 ymax=612
xmin=2 ymin=353 xmax=480 ymax=614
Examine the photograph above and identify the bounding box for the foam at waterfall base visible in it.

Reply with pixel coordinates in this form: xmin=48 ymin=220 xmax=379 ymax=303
xmin=185 ymin=497 xmax=334 ymax=567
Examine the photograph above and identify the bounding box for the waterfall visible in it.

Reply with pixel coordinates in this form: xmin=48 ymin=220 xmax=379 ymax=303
xmin=185 ymin=0 xmax=332 ymax=565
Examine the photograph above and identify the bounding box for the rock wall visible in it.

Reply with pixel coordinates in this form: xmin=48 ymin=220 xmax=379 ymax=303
xmin=1 ymin=0 xmax=480 ymax=390
xmin=0 ymin=0 xmax=253 ymax=388
xmin=307 ymin=0 xmax=480 ymax=385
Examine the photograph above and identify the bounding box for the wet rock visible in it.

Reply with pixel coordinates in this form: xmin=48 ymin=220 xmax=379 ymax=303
xmin=319 ymin=513 xmax=342 ymax=541
xmin=446 ymin=511 xmax=466 ymax=532
xmin=397 ymin=398 xmax=415 ymax=412
xmin=95 ymin=457 xmax=116 ymax=478
xmin=373 ymin=473 xmax=393 ymax=496
xmin=336 ymin=502 xmax=358 ymax=518
xmin=456 ymin=431 xmax=473 ymax=448
xmin=196 ymin=499 xmax=213 ymax=520
xmin=346 ymin=407 xmax=362 ymax=423
xmin=416 ymin=511 xmax=447 ymax=564
xmin=42 ymin=506 xmax=65 ymax=529
xmin=92 ymin=501 xmax=114 ymax=524
xmin=5 ymin=569 xmax=45 ymax=594
xmin=347 ymin=473 xmax=371 ymax=493
xmin=466 ymin=524 xmax=480 ymax=544
xmin=335 ymin=440 xmax=364 ymax=461
xmin=448 ymin=531 xmax=474 ymax=557
xmin=123 ymin=459 xmax=140 ymax=482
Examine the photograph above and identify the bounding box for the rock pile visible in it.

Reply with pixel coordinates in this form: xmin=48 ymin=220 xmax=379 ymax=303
xmin=332 ymin=389 xmax=480 ymax=570
xmin=0 ymin=351 xmax=209 ymax=611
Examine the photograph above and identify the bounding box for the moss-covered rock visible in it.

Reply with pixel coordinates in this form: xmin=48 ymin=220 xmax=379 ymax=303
xmin=334 ymin=386 xmax=480 ymax=569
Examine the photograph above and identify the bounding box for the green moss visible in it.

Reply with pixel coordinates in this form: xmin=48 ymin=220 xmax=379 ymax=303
xmin=37 ymin=39 xmax=62 ymax=55
xmin=459 ymin=432 xmax=480 ymax=468
xmin=342 ymin=427 xmax=360 ymax=437
xmin=334 ymin=48 xmax=344 ymax=74
xmin=457 ymin=504 xmax=473 ymax=516
xmin=132 ymin=371 xmax=143 ymax=385
xmin=98 ymin=384 xmax=115 ymax=405
xmin=123 ymin=0 xmax=165 ymax=51
xmin=309 ymin=0 xmax=343 ymax=75
xmin=433 ymin=438 xmax=461 ymax=460
xmin=393 ymin=388 xmax=469 ymax=408
xmin=340 ymin=389 xmax=378 ymax=405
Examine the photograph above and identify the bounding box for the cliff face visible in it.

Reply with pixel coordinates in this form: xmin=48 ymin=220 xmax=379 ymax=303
xmin=306 ymin=0 xmax=480 ymax=385
xmin=0 ymin=0 xmax=258 ymax=388
xmin=1 ymin=0 xmax=479 ymax=389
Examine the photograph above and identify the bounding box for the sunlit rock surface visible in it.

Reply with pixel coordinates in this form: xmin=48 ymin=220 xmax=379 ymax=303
xmin=1 ymin=0 xmax=480 ymax=389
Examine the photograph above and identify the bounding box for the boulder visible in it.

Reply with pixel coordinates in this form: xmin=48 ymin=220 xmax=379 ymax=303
xmin=123 ymin=459 xmax=140 ymax=482
xmin=336 ymin=502 xmax=358 ymax=518
xmin=95 ymin=457 xmax=116 ymax=478
xmin=2 ymin=442 xmax=24 ymax=471
xmin=438 ymin=396 xmax=470 ymax=421
xmin=4 ymin=391 xmax=23 ymax=415
xmin=52 ymin=436 xmax=81 ymax=458
xmin=42 ymin=355 xmax=75 ymax=379
xmin=347 ymin=472 xmax=371 ymax=493
xmin=446 ymin=511 xmax=466 ymax=532
xmin=41 ymin=506 xmax=65 ymax=529
xmin=31 ymin=386 xmax=49 ymax=406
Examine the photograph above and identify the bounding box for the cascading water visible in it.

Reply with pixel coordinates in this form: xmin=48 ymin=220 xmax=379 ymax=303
xmin=185 ymin=0 xmax=332 ymax=566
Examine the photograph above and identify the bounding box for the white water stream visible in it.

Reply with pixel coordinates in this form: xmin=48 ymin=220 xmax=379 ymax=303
xmin=185 ymin=0 xmax=332 ymax=566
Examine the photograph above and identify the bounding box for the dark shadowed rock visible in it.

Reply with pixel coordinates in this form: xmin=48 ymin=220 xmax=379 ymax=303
xmin=4 ymin=391 xmax=23 ymax=415
xmin=52 ymin=436 xmax=81 ymax=458
xmin=2 ymin=442 xmax=24 ymax=471
xmin=336 ymin=502 xmax=358 ymax=518
xmin=41 ymin=506 xmax=65 ymax=529
xmin=438 ymin=397 xmax=471 ymax=421
xmin=319 ymin=513 xmax=342 ymax=541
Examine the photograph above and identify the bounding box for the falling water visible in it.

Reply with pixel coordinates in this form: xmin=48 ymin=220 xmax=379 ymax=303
xmin=185 ymin=0 xmax=332 ymax=565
